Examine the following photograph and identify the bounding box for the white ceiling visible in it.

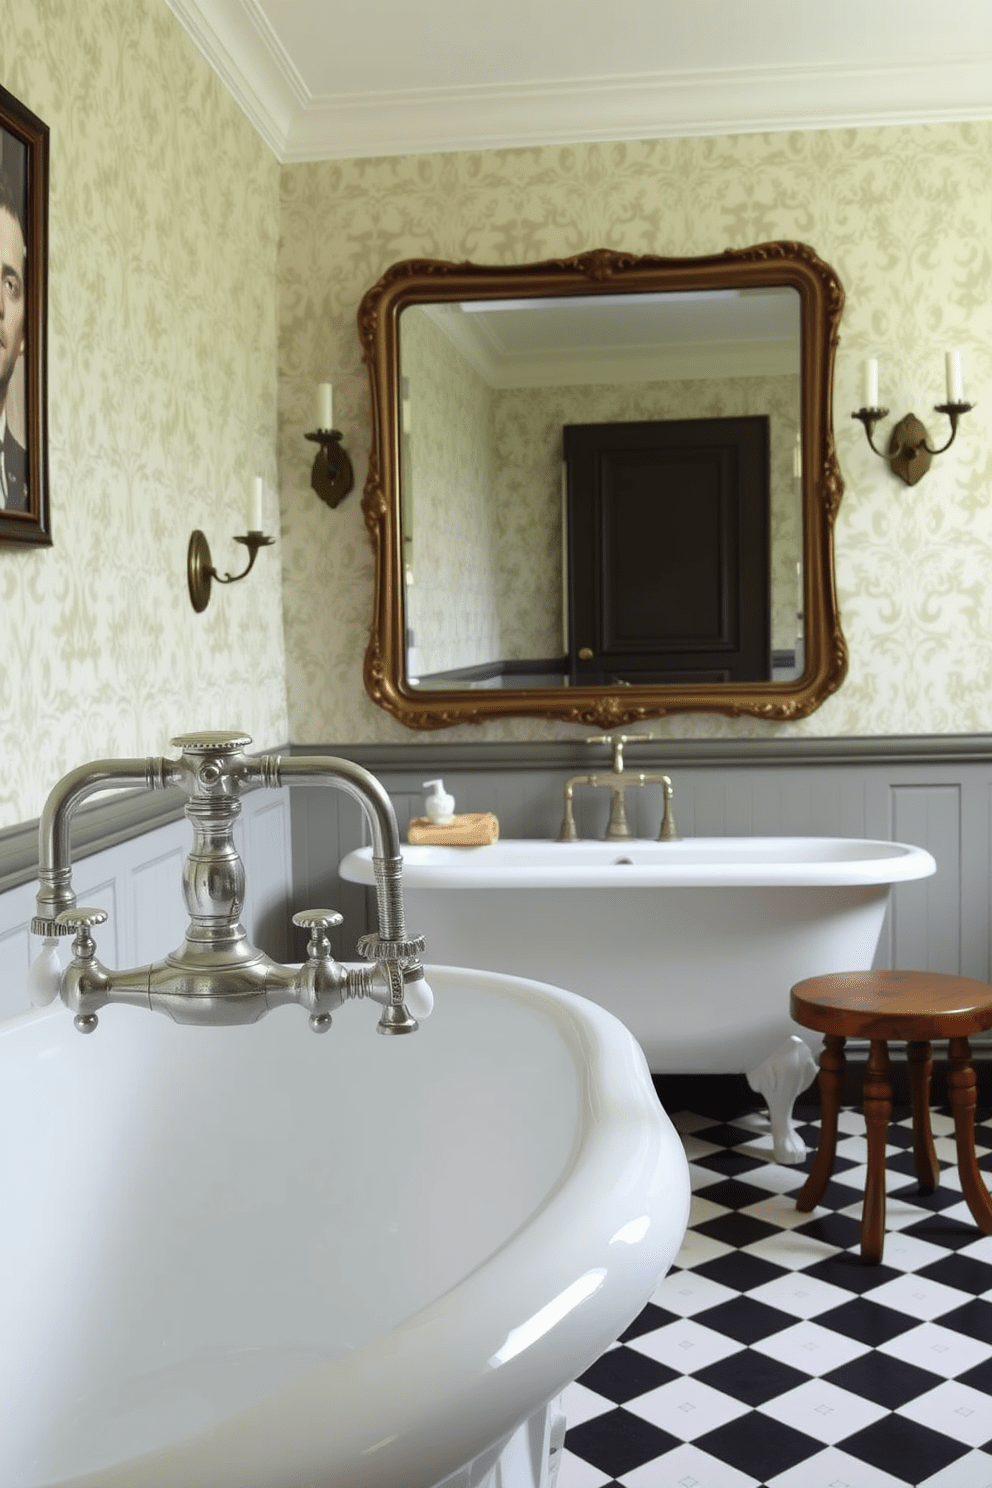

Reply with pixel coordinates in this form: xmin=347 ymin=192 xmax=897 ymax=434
xmin=167 ymin=0 xmax=992 ymax=163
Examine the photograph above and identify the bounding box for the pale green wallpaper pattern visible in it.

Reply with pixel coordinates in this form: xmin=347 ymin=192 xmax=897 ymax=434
xmin=401 ymin=307 xmax=502 ymax=676
xmin=0 ymin=0 xmax=286 ymax=827
xmin=279 ymin=125 xmax=992 ymax=744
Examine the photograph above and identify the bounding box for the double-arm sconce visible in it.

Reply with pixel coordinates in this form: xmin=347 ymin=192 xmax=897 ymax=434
xmin=187 ymin=477 xmax=275 ymax=614
xmin=852 ymin=352 xmax=974 ymax=486
xmin=305 ymin=382 xmax=354 ymax=509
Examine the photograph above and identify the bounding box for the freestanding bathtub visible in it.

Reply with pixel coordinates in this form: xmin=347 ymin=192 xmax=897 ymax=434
xmin=1 ymin=964 xmax=688 ymax=1488
xmin=342 ymin=837 xmax=937 ymax=1160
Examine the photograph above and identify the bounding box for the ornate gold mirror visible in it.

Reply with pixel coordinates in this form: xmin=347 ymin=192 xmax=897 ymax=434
xmin=359 ymin=244 xmax=846 ymax=729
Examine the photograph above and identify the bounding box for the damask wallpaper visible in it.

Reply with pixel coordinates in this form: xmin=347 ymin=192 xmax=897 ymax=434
xmin=0 ymin=0 xmax=286 ymax=828
xmin=400 ymin=306 xmax=502 ymax=677
xmin=279 ymin=123 xmax=992 ymax=744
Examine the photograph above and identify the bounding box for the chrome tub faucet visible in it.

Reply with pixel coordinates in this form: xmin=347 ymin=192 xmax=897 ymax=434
xmin=557 ymin=733 xmax=679 ymax=843
xmin=29 ymin=731 xmax=430 ymax=1035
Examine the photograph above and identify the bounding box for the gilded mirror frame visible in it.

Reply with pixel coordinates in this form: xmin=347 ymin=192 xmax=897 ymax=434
xmin=358 ymin=243 xmax=846 ymax=730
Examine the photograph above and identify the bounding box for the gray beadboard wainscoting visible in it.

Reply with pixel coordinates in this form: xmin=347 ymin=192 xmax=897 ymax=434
xmin=0 ymin=735 xmax=989 ymax=1049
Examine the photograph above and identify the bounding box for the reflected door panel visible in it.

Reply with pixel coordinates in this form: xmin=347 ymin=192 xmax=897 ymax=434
xmin=565 ymin=418 xmax=770 ymax=684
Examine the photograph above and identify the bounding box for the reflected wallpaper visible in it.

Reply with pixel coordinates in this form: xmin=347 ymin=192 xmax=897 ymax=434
xmin=280 ymin=124 xmax=992 ymax=743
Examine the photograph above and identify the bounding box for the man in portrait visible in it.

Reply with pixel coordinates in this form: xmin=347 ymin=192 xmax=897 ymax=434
xmin=0 ymin=168 xmax=26 ymax=512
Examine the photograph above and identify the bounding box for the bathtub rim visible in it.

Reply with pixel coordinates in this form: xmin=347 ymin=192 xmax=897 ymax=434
xmin=341 ymin=835 xmax=938 ymax=890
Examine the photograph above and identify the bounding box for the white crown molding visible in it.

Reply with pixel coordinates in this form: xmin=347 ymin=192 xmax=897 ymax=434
xmin=168 ymin=3 xmax=992 ymax=165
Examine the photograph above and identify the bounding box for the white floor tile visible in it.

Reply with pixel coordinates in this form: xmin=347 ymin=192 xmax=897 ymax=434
xmin=627 ymin=1317 xmax=745 ymax=1374
xmin=624 ymin=1375 xmax=750 ymax=1440
xmin=741 ymin=1227 xmax=841 ymax=1268
xmin=746 ymin=1271 xmax=853 ymax=1319
xmin=766 ymin=1445 xmax=916 ymax=1488
xmin=896 ymin=1378 xmax=992 ymax=1448
xmin=555 ymin=1448 xmax=615 ymax=1487
xmin=683 ymin=1134 xmax=726 ymax=1161
xmin=959 ymin=1233 xmax=992 ymax=1264
xmin=558 ymin=1381 xmax=615 ymax=1429
xmin=619 ymin=1442 xmax=761 ymax=1487
xmin=689 ymin=1193 xmax=733 ymax=1228
xmin=751 ymin=1319 xmax=870 ymax=1375
xmin=735 ymin=1165 xmax=808 ymax=1197
xmin=671 ymin=1228 xmax=734 ymax=1270
xmin=877 ymin=1321 xmax=992 ymax=1378
xmin=866 ymin=1230 xmax=951 ymax=1272
xmin=651 ymin=1269 xmax=740 ymax=1318
xmin=756 ymin=1377 xmax=888 ymax=1444
xmin=917 ymin=1449 xmax=992 ymax=1488
xmin=862 ymin=1271 xmax=975 ymax=1320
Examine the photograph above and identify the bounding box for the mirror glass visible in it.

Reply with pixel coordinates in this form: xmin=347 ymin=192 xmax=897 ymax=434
xmin=359 ymin=246 xmax=846 ymax=729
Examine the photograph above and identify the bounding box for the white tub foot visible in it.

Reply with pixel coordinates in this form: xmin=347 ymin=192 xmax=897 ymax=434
xmin=746 ymin=1036 xmax=818 ymax=1164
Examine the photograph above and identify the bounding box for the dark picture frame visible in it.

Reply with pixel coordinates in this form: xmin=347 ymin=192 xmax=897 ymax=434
xmin=0 ymin=84 xmax=48 ymax=546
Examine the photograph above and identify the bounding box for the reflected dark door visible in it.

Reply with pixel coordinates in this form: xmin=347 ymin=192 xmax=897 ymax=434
xmin=564 ymin=417 xmax=770 ymax=684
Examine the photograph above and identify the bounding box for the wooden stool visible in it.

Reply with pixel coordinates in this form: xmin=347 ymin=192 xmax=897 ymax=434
xmin=790 ymin=970 xmax=992 ymax=1264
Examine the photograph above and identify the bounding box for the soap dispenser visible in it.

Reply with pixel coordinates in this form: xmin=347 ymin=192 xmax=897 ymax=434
xmin=423 ymin=779 xmax=455 ymax=825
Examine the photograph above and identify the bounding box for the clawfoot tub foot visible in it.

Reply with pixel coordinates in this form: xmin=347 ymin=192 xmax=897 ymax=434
xmin=746 ymin=1035 xmax=818 ymax=1164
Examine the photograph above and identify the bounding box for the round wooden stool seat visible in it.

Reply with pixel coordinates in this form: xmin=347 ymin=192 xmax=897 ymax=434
xmin=790 ymin=970 xmax=992 ymax=1264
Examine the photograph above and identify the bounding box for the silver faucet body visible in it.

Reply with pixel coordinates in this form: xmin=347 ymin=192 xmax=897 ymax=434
xmin=31 ymin=732 xmax=427 ymax=1036
xmin=557 ymin=734 xmax=679 ymax=842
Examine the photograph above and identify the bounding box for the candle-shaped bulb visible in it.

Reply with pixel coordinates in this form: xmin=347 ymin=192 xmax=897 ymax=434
xmin=317 ymin=382 xmax=334 ymax=431
xmin=945 ymin=349 xmax=964 ymax=404
xmin=862 ymin=358 xmax=879 ymax=410
xmin=248 ymin=476 xmax=263 ymax=533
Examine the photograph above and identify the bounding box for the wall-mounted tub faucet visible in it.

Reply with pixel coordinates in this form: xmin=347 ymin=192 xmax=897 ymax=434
xmin=29 ymin=731 xmax=431 ymax=1035
xmin=558 ymin=733 xmax=679 ymax=843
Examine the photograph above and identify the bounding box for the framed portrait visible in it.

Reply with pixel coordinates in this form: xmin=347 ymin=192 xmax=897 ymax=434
xmin=0 ymin=84 xmax=48 ymax=546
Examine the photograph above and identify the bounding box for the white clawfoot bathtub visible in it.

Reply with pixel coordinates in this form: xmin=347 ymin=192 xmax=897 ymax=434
xmin=342 ymin=837 xmax=936 ymax=1162
xmin=0 ymin=965 xmax=688 ymax=1488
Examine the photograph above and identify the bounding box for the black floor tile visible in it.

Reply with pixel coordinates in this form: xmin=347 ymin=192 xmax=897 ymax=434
xmin=815 ymin=1297 xmax=920 ymax=1346
xmin=693 ymin=1211 xmax=781 ymax=1249
xmin=694 ymin=1348 xmax=809 ymax=1406
xmin=694 ymin=1411 xmax=822 ymax=1481
xmin=823 ymin=1349 xmax=944 ymax=1409
xmin=559 ymin=1107 xmax=992 ymax=1488
xmin=564 ymin=1406 xmax=680 ymax=1476
xmin=691 ymin=1294 xmax=796 ymax=1345
xmin=576 ymin=1346 xmax=677 ymax=1404
xmin=842 ymin=1413 xmax=970 ymax=1480
xmin=692 ymin=1250 xmax=790 ymax=1293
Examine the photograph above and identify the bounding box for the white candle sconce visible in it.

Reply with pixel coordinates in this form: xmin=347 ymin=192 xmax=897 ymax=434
xmin=852 ymin=353 xmax=974 ymax=486
xmin=306 ymin=382 xmax=354 ymax=510
xmin=187 ymin=478 xmax=275 ymax=614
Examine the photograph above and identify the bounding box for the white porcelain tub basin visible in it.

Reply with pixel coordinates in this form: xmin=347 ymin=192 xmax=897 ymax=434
xmin=342 ymin=837 xmax=936 ymax=1161
xmin=0 ymin=966 xmax=688 ymax=1488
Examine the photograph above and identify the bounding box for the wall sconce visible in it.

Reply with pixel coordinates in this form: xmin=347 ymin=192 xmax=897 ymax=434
xmin=852 ymin=353 xmax=974 ymax=486
xmin=187 ymin=478 xmax=275 ymax=613
xmin=306 ymin=382 xmax=354 ymax=510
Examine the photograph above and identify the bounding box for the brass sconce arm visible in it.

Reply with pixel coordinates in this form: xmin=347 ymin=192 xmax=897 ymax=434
xmin=852 ymin=401 xmax=974 ymax=486
xmin=187 ymin=529 xmax=276 ymax=613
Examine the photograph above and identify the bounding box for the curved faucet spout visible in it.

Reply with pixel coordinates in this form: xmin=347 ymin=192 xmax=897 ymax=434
xmin=33 ymin=756 xmax=179 ymax=936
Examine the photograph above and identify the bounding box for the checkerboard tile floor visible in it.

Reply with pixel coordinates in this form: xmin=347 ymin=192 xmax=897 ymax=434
xmin=557 ymin=1103 xmax=992 ymax=1487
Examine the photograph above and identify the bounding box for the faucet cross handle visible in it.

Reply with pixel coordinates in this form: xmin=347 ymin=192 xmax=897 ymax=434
xmin=584 ymin=732 xmax=658 ymax=773
xmin=56 ymin=907 xmax=108 ymax=955
xmin=293 ymin=908 xmax=343 ymax=956
xmin=55 ymin=908 xmax=108 ymax=1035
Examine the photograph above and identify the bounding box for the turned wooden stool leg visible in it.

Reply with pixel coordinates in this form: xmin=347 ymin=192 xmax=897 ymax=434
xmin=797 ymin=1034 xmax=846 ymax=1212
xmin=907 ymin=1039 xmax=939 ymax=1193
xmin=862 ymin=1039 xmax=892 ymax=1264
xmin=947 ymin=1035 xmax=992 ymax=1234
